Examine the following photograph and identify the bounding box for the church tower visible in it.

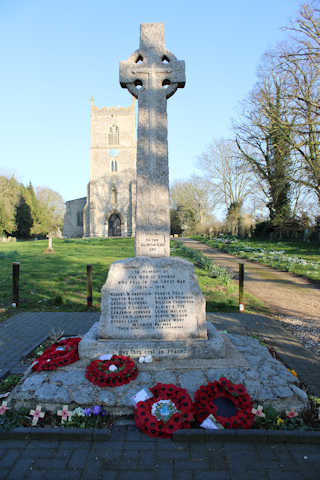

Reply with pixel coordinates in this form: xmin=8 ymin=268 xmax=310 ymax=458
xmin=64 ymin=98 xmax=136 ymax=238
xmin=83 ymin=97 xmax=136 ymax=237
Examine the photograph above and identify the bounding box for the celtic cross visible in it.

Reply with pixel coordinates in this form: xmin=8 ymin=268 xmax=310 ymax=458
xmin=120 ymin=23 xmax=185 ymax=257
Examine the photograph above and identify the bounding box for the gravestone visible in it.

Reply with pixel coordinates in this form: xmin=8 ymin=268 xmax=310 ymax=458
xmin=79 ymin=23 xmax=224 ymax=360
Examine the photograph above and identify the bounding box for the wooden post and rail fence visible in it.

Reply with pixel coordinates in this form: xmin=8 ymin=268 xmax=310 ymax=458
xmin=10 ymin=262 xmax=94 ymax=309
xmin=10 ymin=261 xmax=245 ymax=312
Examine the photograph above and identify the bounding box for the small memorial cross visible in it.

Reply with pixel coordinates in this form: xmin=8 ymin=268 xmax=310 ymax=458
xmin=57 ymin=405 xmax=72 ymax=424
xmin=29 ymin=405 xmax=45 ymax=425
xmin=120 ymin=23 xmax=185 ymax=257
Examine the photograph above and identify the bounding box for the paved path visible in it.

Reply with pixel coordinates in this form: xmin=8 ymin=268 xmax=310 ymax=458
xmin=1 ymin=425 xmax=319 ymax=479
xmin=0 ymin=312 xmax=98 ymax=378
xmin=207 ymin=312 xmax=320 ymax=396
xmin=182 ymin=239 xmax=320 ymax=321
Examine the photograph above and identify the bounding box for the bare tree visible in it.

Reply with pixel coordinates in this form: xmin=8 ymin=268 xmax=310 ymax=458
xmin=36 ymin=186 xmax=65 ymax=235
xmin=283 ymin=2 xmax=320 ymax=67
xmin=198 ymin=138 xmax=255 ymax=212
xmin=272 ymin=3 xmax=320 ymax=208
xmin=234 ymin=64 xmax=296 ymax=225
xmin=170 ymin=176 xmax=216 ymax=233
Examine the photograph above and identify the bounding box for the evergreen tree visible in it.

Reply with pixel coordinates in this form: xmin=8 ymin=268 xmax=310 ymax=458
xmin=26 ymin=182 xmax=46 ymax=235
xmin=15 ymin=187 xmax=33 ymax=238
xmin=265 ymin=83 xmax=292 ymax=222
xmin=0 ymin=176 xmax=20 ymax=236
xmin=225 ymin=201 xmax=243 ymax=236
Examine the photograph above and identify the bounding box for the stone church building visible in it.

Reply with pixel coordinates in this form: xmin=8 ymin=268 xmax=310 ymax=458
xmin=63 ymin=97 xmax=137 ymax=238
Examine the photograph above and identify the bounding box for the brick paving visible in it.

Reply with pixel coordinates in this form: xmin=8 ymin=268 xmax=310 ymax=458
xmin=0 ymin=312 xmax=99 ymax=377
xmin=0 ymin=425 xmax=319 ymax=479
xmin=1 ymin=312 xmax=320 ymax=478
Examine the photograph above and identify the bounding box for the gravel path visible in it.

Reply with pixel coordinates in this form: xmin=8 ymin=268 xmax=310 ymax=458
xmin=182 ymin=239 xmax=320 ymax=359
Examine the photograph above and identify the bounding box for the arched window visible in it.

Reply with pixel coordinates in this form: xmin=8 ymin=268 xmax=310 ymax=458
xmin=111 ymin=160 xmax=118 ymax=172
xmin=77 ymin=211 xmax=82 ymax=227
xmin=111 ymin=185 xmax=117 ymax=205
xmin=108 ymin=125 xmax=119 ymax=145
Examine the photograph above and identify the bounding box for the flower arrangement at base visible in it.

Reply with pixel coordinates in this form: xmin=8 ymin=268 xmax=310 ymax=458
xmin=134 ymin=383 xmax=194 ymax=438
xmin=32 ymin=337 xmax=81 ymax=372
xmin=252 ymin=404 xmax=307 ymax=430
xmin=68 ymin=405 xmax=108 ymax=428
xmin=194 ymin=377 xmax=254 ymax=429
xmin=85 ymin=355 xmax=138 ymax=387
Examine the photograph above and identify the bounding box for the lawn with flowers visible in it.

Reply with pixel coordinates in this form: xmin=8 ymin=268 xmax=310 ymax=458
xmin=193 ymin=236 xmax=320 ymax=282
xmin=171 ymin=240 xmax=269 ymax=314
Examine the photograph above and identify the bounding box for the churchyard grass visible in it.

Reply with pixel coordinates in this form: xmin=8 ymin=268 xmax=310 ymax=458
xmin=193 ymin=235 xmax=320 ymax=282
xmin=0 ymin=238 xmax=134 ymax=323
xmin=0 ymin=237 xmax=267 ymax=323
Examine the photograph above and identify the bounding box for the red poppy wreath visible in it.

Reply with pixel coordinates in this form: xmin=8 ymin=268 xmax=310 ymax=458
xmin=194 ymin=377 xmax=254 ymax=429
xmin=134 ymin=383 xmax=194 ymax=438
xmin=85 ymin=355 xmax=138 ymax=387
xmin=32 ymin=337 xmax=81 ymax=372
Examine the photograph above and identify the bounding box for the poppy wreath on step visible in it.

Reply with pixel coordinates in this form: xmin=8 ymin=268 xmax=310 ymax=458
xmin=194 ymin=377 xmax=254 ymax=429
xmin=32 ymin=337 xmax=81 ymax=372
xmin=85 ymin=355 xmax=138 ymax=387
xmin=134 ymin=383 xmax=194 ymax=438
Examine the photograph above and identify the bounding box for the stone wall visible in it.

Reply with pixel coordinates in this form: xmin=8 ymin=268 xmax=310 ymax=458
xmin=63 ymin=197 xmax=87 ymax=238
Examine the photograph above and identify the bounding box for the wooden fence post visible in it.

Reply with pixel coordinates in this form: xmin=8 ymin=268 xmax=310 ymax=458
xmin=239 ymin=263 xmax=244 ymax=312
xmin=87 ymin=264 xmax=93 ymax=308
xmin=12 ymin=262 xmax=20 ymax=307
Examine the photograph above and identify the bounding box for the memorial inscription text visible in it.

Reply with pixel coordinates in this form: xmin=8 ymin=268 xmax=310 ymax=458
xmin=108 ymin=266 xmax=195 ymax=334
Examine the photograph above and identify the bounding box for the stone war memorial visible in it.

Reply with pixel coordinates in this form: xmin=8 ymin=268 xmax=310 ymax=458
xmin=10 ymin=23 xmax=308 ymax=419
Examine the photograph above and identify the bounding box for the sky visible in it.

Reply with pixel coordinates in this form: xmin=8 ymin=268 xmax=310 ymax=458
xmin=0 ymin=0 xmax=304 ymax=203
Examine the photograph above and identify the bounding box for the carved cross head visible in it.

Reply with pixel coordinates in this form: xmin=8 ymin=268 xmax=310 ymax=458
xmin=120 ymin=23 xmax=185 ymax=99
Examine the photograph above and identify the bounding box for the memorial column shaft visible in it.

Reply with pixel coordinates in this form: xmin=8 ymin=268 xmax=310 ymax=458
xmin=136 ymin=87 xmax=170 ymax=257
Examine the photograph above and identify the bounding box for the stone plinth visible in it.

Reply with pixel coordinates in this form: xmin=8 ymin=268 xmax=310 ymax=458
xmin=97 ymin=256 xmax=207 ymax=341
xmin=79 ymin=321 xmax=225 ymax=361
xmin=10 ymin=329 xmax=308 ymax=416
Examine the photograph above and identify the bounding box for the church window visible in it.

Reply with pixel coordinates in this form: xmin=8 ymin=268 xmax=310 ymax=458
xmin=111 ymin=185 xmax=117 ymax=205
xmin=108 ymin=125 xmax=119 ymax=145
xmin=111 ymin=160 xmax=118 ymax=172
xmin=77 ymin=211 xmax=82 ymax=227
